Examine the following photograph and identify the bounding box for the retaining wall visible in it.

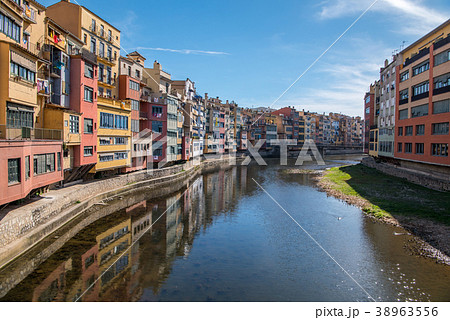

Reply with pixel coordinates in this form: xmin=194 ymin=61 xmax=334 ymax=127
xmin=362 ymin=157 xmax=450 ymax=192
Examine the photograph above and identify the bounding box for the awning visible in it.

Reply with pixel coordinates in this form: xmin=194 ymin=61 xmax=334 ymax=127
xmin=7 ymin=102 xmax=35 ymax=112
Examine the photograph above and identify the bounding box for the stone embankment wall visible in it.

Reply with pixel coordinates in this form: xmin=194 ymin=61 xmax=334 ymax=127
xmin=0 ymin=156 xmax=239 ymax=270
xmin=362 ymin=157 xmax=450 ymax=192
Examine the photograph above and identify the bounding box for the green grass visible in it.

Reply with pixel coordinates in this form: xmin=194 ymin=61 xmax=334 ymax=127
xmin=323 ymin=164 xmax=450 ymax=225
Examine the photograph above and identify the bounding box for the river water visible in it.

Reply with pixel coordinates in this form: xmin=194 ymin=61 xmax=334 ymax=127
xmin=1 ymin=156 xmax=449 ymax=302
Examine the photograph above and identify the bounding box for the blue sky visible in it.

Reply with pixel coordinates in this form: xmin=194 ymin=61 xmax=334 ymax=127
xmin=40 ymin=0 xmax=450 ymax=116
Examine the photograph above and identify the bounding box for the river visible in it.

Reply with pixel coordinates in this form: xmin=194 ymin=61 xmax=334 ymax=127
xmin=0 ymin=156 xmax=449 ymax=302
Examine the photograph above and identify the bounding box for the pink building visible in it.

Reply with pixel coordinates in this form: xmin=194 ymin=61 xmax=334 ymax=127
xmin=0 ymin=140 xmax=63 ymax=206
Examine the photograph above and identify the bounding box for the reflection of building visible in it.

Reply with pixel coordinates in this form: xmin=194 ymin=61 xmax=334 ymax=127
xmin=96 ymin=218 xmax=131 ymax=290
xmin=32 ymin=259 xmax=72 ymax=302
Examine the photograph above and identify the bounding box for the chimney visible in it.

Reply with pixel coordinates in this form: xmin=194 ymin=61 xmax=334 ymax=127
xmin=153 ymin=60 xmax=161 ymax=70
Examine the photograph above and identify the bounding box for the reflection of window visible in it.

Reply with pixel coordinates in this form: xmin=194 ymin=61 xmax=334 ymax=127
xmin=8 ymin=158 xmax=20 ymax=185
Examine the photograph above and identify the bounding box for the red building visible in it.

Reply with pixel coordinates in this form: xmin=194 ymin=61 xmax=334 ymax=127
xmin=141 ymin=96 xmax=167 ymax=166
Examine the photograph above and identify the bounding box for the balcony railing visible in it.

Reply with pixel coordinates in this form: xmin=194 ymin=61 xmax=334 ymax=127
xmin=0 ymin=125 xmax=62 ymax=141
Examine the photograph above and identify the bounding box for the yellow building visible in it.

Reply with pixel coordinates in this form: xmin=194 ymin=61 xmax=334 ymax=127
xmin=93 ymin=97 xmax=132 ymax=173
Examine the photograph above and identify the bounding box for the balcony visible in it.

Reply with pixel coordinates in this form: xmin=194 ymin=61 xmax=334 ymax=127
xmin=411 ymin=92 xmax=429 ymax=102
xmin=433 ymin=85 xmax=450 ymax=96
xmin=404 ymin=47 xmax=430 ymax=67
xmin=22 ymin=3 xmax=37 ymax=24
xmin=0 ymin=125 xmax=62 ymax=141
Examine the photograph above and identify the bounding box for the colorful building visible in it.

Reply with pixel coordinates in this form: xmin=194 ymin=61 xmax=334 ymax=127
xmin=395 ymin=19 xmax=450 ymax=167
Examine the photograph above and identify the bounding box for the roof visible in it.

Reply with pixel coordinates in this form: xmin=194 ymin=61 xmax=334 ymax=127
xmin=401 ymin=19 xmax=450 ymax=54
xmin=47 ymin=1 xmax=121 ymax=32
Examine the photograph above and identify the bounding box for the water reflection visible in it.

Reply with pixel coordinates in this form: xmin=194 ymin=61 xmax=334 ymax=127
xmin=1 ymin=161 xmax=449 ymax=302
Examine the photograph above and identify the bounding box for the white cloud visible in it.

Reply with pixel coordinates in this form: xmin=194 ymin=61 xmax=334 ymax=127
xmin=318 ymin=0 xmax=448 ymax=35
xmin=135 ymin=47 xmax=230 ymax=56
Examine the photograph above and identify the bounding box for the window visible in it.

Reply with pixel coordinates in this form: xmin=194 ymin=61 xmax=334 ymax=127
xmin=434 ymin=73 xmax=450 ymax=90
xmin=10 ymin=62 xmax=36 ymax=83
xmin=431 ymin=143 xmax=448 ymax=157
xmin=106 ymin=67 xmax=112 ymax=84
xmin=25 ymin=156 xmax=30 ymax=180
xmin=108 ymin=30 xmax=112 ymax=42
xmin=433 ymin=99 xmax=449 ymax=114
xmin=432 ymin=122 xmax=449 ymax=135
xmin=413 ymin=81 xmax=429 ymax=96
xmin=152 ymin=106 xmax=163 ymax=115
xmin=434 ymin=50 xmax=450 ymax=66
xmin=114 ymin=115 xmax=128 ymax=129
xmin=84 ymin=86 xmax=93 ymax=102
xmin=130 ymin=99 xmax=139 ymax=111
xmin=400 ymin=71 xmax=409 ymax=82
xmin=84 ymin=63 xmax=94 ymax=78
xmin=100 ymin=112 xmax=114 ymax=128
xmin=405 ymin=126 xmax=413 ymax=136
xmin=114 ymin=152 xmax=128 ymax=160
xmin=135 ymin=70 xmax=140 ymax=79
xmin=57 ymin=152 xmax=61 ymax=171
xmin=84 ymin=118 xmax=93 ymax=133
xmin=7 ymin=104 xmax=33 ymax=128
xmin=415 ymin=143 xmax=424 ymax=154
xmin=0 ymin=12 xmax=21 ymax=42
xmin=107 ymin=47 xmax=112 ymax=60
xmin=129 ymin=80 xmax=139 ymax=91
xmin=153 ymin=146 xmax=163 ymax=156
xmin=69 ymin=115 xmax=79 ymax=133
xmin=115 ymin=137 xmax=127 ymax=145
xmin=8 ymin=158 xmax=20 ymax=185
xmin=416 ymin=124 xmax=425 ymax=136
xmin=365 ymin=96 xmax=370 ymax=104
xmin=34 ymin=154 xmax=55 ymax=175
xmin=152 ymin=121 xmax=163 ymax=133
xmin=411 ymin=104 xmax=428 ymax=118
xmin=399 ymin=109 xmax=408 ymax=120
xmin=399 ymin=89 xmax=409 ymax=100
xmin=99 ymin=154 xmax=114 ymax=162
xmin=98 ymin=63 xmax=104 ymax=82
xmin=404 ymin=143 xmax=412 ymax=153
xmin=128 ymin=66 xmax=131 ymax=76
xmin=398 ymin=143 xmax=402 ymax=152
xmin=83 ymin=34 xmax=87 ymax=44
xmin=90 ymin=37 xmax=96 ymax=54
xmin=412 ymin=60 xmax=429 ymax=76
xmin=131 ymin=119 xmax=139 ymax=133
xmin=84 ymin=146 xmax=94 ymax=157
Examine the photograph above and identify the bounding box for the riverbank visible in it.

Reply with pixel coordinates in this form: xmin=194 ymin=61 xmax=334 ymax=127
xmin=316 ymin=164 xmax=450 ymax=265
